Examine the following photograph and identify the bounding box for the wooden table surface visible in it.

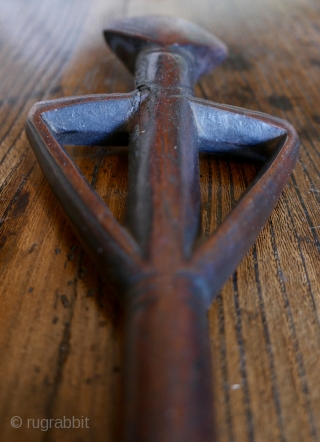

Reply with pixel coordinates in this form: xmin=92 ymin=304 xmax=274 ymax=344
xmin=1 ymin=0 xmax=320 ymax=441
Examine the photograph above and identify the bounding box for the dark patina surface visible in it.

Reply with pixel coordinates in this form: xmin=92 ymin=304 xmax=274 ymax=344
xmin=25 ymin=16 xmax=299 ymax=442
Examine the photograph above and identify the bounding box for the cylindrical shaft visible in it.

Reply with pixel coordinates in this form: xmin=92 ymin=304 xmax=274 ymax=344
xmin=121 ymin=275 xmax=214 ymax=442
xmin=126 ymin=50 xmax=201 ymax=261
xmin=122 ymin=49 xmax=214 ymax=441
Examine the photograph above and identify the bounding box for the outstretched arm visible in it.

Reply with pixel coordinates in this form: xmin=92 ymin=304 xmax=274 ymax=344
xmin=26 ymin=93 xmax=144 ymax=290
xmin=189 ymin=97 xmax=299 ymax=306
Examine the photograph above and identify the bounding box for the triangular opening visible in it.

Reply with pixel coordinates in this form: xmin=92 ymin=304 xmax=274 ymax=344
xmin=64 ymin=144 xmax=128 ymax=225
xmin=199 ymin=154 xmax=261 ymax=238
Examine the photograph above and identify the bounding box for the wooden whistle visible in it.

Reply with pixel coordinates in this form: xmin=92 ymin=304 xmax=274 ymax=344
xmin=26 ymin=15 xmax=299 ymax=442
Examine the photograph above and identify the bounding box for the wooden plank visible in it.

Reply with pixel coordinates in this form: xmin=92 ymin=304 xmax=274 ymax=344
xmin=0 ymin=0 xmax=320 ymax=441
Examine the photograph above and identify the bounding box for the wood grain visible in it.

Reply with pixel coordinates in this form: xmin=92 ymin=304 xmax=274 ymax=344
xmin=0 ymin=0 xmax=320 ymax=441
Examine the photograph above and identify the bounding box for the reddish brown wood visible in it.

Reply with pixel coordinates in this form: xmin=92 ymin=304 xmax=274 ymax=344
xmin=25 ymin=16 xmax=299 ymax=442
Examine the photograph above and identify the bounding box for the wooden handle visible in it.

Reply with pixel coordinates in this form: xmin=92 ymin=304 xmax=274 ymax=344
xmin=122 ymin=275 xmax=214 ymax=442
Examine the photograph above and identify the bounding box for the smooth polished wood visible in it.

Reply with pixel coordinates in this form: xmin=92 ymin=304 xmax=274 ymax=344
xmin=0 ymin=0 xmax=320 ymax=441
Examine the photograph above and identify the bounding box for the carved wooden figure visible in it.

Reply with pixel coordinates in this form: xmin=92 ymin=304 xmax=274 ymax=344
xmin=25 ymin=16 xmax=299 ymax=442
